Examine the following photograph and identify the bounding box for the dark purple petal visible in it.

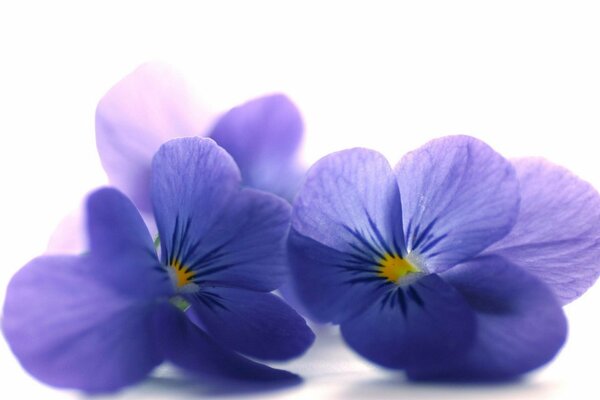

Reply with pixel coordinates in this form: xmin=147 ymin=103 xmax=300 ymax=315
xmin=395 ymin=135 xmax=519 ymax=272
xmin=288 ymin=229 xmax=392 ymax=323
xmin=292 ymin=148 xmax=406 ymax=259
xmin=484 ymin=158 xmax=600 ymax=304
xmin=153 ymin=303 xmax=301 ymax=383
xmin=152 ymin=138 xmax=291 ymax=291
xmin=86 ymin=188 xmax=172 ymax=299
xmin=2 ymin=256 xmax=163 ymax=393
xmin=340 ymin=274 xmax=476 ymax=369
xmin=208 ymin=94 xmax=304 ymax=200
xmin=408 ymin=256 xmax=567 ymax=381
xmin=96 ymin=63 xmax=214 ymax=212
xmin=185 ymin=287 xmax=314 ymax=361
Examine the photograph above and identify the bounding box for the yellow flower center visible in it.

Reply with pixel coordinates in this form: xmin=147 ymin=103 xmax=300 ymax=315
xmin=378 ymin=253 xmax=420 ymax=283
xmin=170 ymin=259 xmax=196 ymax=288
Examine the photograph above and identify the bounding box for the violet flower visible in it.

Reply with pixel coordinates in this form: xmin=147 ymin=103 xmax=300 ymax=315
xmin=3 ymin=138 xmax=314 ymax=392
xmin=288 ymin=135 xmax=600 ymax=380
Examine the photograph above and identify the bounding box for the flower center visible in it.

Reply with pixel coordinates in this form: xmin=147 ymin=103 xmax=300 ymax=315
xmin=169 ymin=258 xmax=196 ymax=288
xmin=378 ymin=253 xmax=420 ymax=283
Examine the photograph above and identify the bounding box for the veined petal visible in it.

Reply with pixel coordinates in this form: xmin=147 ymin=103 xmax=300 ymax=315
xmin=153 ymin=303 xmax=301 ymax=384
xmin=292 ymin=148 xmax=406 ymax=259
xmin=340 ymin=274 xmax=476 ymax=369
xmin=2 ymin=256 xmax=163 ymax=393
xmin=185 ymin=287 xmax=314 ymax=361
xmin=484 ymin=158 xmax=600 ymax=304
xmin=86 ymin=188 xmax=172 ymax=299
xmin=395 ymin=135 xmax=520 ymax=272
xmin=152 ymin=138 xmax=291 ymax=291
xmin=96 ymin=63 xmax=214 ymax=212
xmin=288 ymin=229 xmax=392 ymax=323
xmin=209 ymin=94 xmax=305 ymax=201
xmin=408 ymin=256 xmax=567 ymax=381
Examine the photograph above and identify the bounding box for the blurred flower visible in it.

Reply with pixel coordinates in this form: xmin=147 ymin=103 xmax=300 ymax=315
xmin=3 ymin=138 xmax=314 ymax=393
xmin=287 ymin=135 xmax=600 ymax=380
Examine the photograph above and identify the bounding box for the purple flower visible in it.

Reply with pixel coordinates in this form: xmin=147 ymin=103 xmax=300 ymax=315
xmin=288 ymin=135 xmax=600 ymax=380
xmin=3 ymin=138 xmax=314 ymax=393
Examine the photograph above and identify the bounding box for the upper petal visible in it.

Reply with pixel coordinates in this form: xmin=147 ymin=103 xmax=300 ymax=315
xmin=340 ymin=274 xmax=476 ymax=370
xmin=395 ymin=135 xmax=520 ymax=272
xmin=2 ymin=255 xmax=163 ymax=393
xmin=484 ymin=158 xmax=600 ymax=304
xmin=407 ymin=255 xmax=567 ymax=381
xmin=152 ymin=138 xmax=291 ymax=291
xmin=185 ymin=287 xmax=314 ymax=361
xmin=208 ymin=94 xmax=304 ymax=200
xmin=96 ymin=63 xmax=214 ymax=212
xmin=153 ymin=303 xmax=302 ymax=384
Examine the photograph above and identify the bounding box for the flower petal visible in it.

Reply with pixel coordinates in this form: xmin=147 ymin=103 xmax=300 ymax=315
xmin=152 ymin=138 xmax=291 ymax=291
xmin=340 ymin=274 xmax=476 ymax=369
xmin=2 ymin=256 xmax=163 ymax=393
xmin=484 ymin=158 xmax=600 ymax=304
xmin=96 ymin=63 xmax=214 ymax=212
xmin=153 ymin=303 xmax=301 ymax=383
xmin=407 ymin=255 xmax=567 ymax=381
xmin=208 ymin=94 xmax=304 ymax=200
xmin=185 ymin=287 xmax=314 ymax=361
xmin=292 ymin=148 xmax=406 ymax=258
xmin=395 ymin=135 xmax=519 ymax=272
xmin=288 ymin=229 xmax=393 ymax=323
xmin=86 ymin=187 xmax=172 ymax=299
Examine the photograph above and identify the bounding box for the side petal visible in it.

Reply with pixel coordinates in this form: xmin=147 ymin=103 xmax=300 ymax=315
xmin=208 ymin=94 xmax=304 ymax=200
xmin=408 ymin=256 xmax=567 ymax=381
xmin=288 ymin=229 xmax=393 ymax=323
xmin=395 ymin=135 xmax=520 ymax=272
xmin=484 ymin=158 xmax=600 ymax=304
xmin=292 ymin=148 xmax=406 ymax=258
xmin=2 ymin=256 xmax=163 ymax=393
xmin=86 ymin=187 xmax=172 ymax=299
xmin=96 ymin=63 xmax=214 ymax=212
xmin=185 ymin=287 xmax=314 ymax=361
xmin=152 ymin=138 xmax=291 ymax=291
xmin=153 ymin=303 xmax=301 ymax=384
xmin=340 ymin=274 xmax=476 ymax=369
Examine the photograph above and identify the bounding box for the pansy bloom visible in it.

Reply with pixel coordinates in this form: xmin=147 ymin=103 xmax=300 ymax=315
xmin=2 ymin=138 xmax=314 ymax=392
xmin=288 ymin=135 xmax=600 ymax=380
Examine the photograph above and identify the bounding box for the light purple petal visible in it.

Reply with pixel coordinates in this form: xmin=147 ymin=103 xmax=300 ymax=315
xmin=2 ymin=256 xmax=163 ymax=392
xmin=484 ymin=158 xmax=600 ymax=304
xmin=96 ymin=63 xmax=214 ymax=212
xmin=208 ymin=94 xmax=304 ymax=201
xmin=185 ymin=287 xmax=314 ymax=361
xmin=395 ymin=135 xmax=520 ymax=272
xmin=408 ymin=256 xmax=567 ymax=381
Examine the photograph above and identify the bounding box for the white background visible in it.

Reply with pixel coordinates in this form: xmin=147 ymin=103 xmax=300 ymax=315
xmin=1 ymin=1 xmax=600 ymax=399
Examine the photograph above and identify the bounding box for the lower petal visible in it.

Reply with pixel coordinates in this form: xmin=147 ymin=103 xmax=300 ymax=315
xmin=2 ymin=256 xmax=163 ymax=393
xmin=407 ymin=256 xmax=567 ymax=381
xmin=185 ymin=287 xmax=314 ymax=361
xmin=340 ymin=274 xmax=476 ymax=370
xmin=153 ymin=303 xmax=301 ymax=384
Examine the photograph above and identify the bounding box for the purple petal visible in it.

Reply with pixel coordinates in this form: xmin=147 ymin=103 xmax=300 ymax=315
xmin=395 ymin=135 xmax=519 ymax=272
xmin=185 ymin=287 xmax=314 ymax=361
xmin=484 ymin=158 xmax=600 ymax=304
xmin=340 ymin=274 xmax=476 ymax=369
xmin=292 ymin=148 xmax=405 ymax=258
xmin=288 ymin=229 xmax=392 ymax=323
xmin=208 ymin=94 xmax=304 ymax=200
xmin=96 ymin=63 xmax=214 ymax=212
xmin=2 ymin=256 xmax=163 ymax=392
xmin=152 ymin=138 xmax=291 ymax=291
xmin=408 ymin=256 xmax=567 ymax=381
xmin=153 ymin=303 xmax=302 ymax=383
xmin=86 ymin=188 xmax=172 ymax=298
